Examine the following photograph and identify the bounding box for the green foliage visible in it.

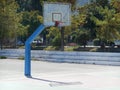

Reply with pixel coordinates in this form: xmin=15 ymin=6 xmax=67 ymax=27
xmin=18 ymin=56 xmax=24 ymax=60
xmin=1 ymin=0 xmax=120 ymax=50
xmin=45 ymin=46 xmax=61 ymax=50
xmin=0 ymin=0 xmax=28 ymax=49
xmin=95 ymin=0 xmax=109 ymax=7
xmin=46 ymin=0 xmax=76 ymax=8
xmin=75 ymin=29 xmax=90 ymax=47
xmin=52 ymin=34 xmax=61 ymax=47
xmin=0 ymin=56 xmax=7 ymax=59
xmin=91 ymin=6 xmax=120 ymax=41
xmin=111 ymin=0 xmax=120 ymax=12
xmin=93 ymin=38 xmax=100 ymax=46
xmin=21 ymin=11 xmax=42 ymax=40
xmin=16 ymin=0 xmax=41 ymax=12
xmin=80 ymin=4 xmax=97 ymax=39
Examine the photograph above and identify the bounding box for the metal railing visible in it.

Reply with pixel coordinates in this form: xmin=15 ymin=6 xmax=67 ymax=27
xmin=0 ymin=49 xmax=120 ymax=66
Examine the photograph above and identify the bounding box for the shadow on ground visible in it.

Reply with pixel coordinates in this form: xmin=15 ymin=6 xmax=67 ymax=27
xmin=27 ymin=76 xmax=82 ymax=87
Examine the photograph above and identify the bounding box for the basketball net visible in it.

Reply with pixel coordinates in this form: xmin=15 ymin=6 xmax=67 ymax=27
xmin=55 ymin=21 xmax=63 ymax=27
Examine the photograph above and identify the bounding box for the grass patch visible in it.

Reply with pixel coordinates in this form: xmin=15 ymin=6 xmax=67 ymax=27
xmin=64 ymin=46 xmax=79 ymax=51
xmin=31 ymin=46 xmax=46 ymax=50
xmin=18 ymin=46 xmax=25 ymax=49
xmin=18 ymin=56 xmax=24 ymax=60
xmin=0 ymin=56 xmax=7 ymax=59
xmin=44 ymin=46 xmax=60 ymax=51
xmin=90 ymin=48 xmax=98 ymax=52
xmin=29 ymin=45 xmax=120 ymax=52
xmin=74 ymin=47 xmax=94 ymax=51
xmin=95 ymin=47 xmax=120 ymax=52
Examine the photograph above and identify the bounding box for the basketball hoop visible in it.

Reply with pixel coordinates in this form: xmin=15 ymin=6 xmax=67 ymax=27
xmin=55 ymin=21 xmax=60 ymax=27
xmin=43 ymin=2 xmax=71 ymax=26
xmin=55 ymin=21 xmax=64 ymax=27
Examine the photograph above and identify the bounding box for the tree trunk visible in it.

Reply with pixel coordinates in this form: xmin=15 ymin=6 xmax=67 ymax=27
xmin=60 ymin=27 xmax=64 ymax=51
xmin=0 ymin=40 xmax=3 ymax=50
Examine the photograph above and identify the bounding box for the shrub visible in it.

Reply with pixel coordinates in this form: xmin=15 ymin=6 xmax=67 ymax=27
xmin=93 ymin=39 xmax=100 ymax=46
xmin=18 ymin=56 xmax=24 ymax=60
xmin=0 ymin=56 xmax=7 ymax=59
xmin=76 ymin=31 xmax=89 ymax=48
xmin=52 ymin=35 xmax=61 ymax=47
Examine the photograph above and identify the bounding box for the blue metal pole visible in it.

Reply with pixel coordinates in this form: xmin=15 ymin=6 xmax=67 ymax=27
xmin=25 ymin=24 xmax=45 ymax=77
xmin=25 ymin=43 xmax=31 ymax=77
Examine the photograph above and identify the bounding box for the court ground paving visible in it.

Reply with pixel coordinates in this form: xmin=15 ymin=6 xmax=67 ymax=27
xmin=0 ymin=59 xmax=120 ymax=90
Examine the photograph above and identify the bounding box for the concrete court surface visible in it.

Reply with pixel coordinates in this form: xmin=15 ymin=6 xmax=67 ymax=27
xmin=0 ymin=59 xmax=120 ymax=90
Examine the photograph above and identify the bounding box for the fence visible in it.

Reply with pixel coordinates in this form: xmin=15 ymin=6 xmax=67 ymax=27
xmin=0 ymin=49 xmax=120 ymax=66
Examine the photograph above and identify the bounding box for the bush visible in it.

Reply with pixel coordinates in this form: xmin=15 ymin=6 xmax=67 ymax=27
xmin=0 ymin=56 xmax=7 ymax=59
xmin=44 ymin=46 xmax=59 ymax=50
xmin=76 ymin=31 xmax=89 ymax=48
xmin=52 ymin=35 xmax=61 ymax=47
xmin=93 ymin=39 xmax=100 ymax=46
xmin=18 ymin=56 xmax=24 ymax=60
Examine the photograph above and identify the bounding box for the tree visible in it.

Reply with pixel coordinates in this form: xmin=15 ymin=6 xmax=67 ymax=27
xmin=46 ymin=27 xmax=60 ymax=45
xmin=21 ymin=11 xmax=41 ymax=39
xmin=52 ymin=34 xmax=61 ymax=48
xmin=111 ymin=0 xmax=120 ymax=12
xmin=90 ymin=0 xmax=109 ymax=7
xmin=16 ymin=0 xmax=41 ymax=12
xmin=91 ymin=6 xmax=120 ymax=46
xmin=75 ymin=29 xmax=90 ymax=48
xmin=0 ymin=0 xmax=28 ymax=49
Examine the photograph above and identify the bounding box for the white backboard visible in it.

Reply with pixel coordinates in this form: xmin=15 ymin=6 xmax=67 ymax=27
xmin=43 ymin=2 xmax=71 ymax=26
